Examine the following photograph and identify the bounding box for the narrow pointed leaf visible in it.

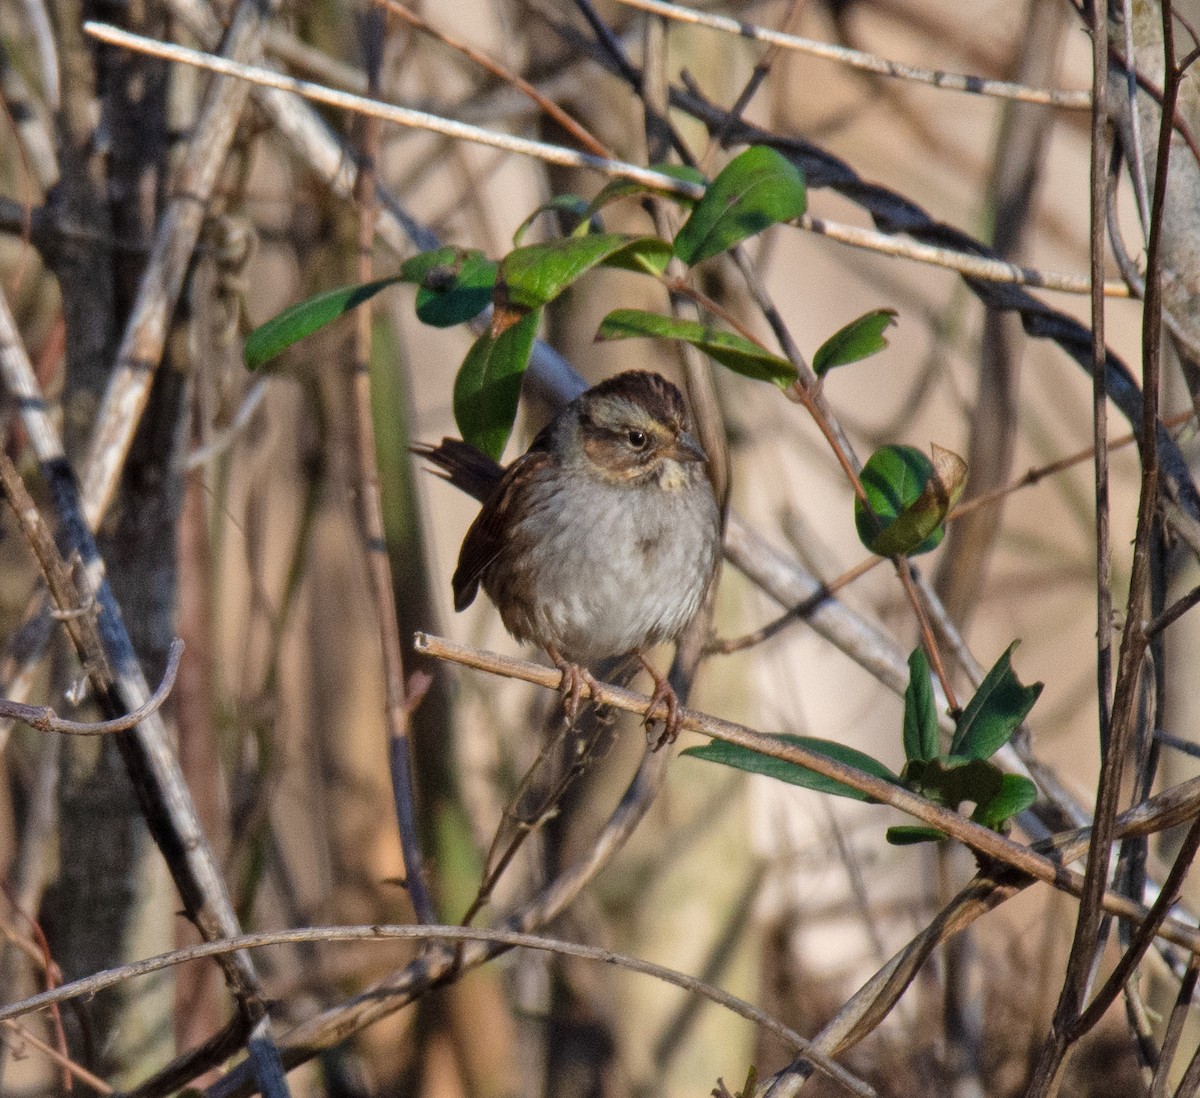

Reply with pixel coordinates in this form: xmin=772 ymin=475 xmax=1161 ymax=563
xmin=950 ymin=642 xmax=1043 ymax=759
xmin=673 ymin=146 xmax=806 ymax=265
xmin=244 ymin=275 xmax=405 ymax=369
xmin=854 ymin=444 xmax=967 ymax=557
xmin=495 ymin=233 xmax=671 ymax=316
xmin=903 ymin=647 xmax=939 ymax=762
xmin=813 ymin=308 xmax=899 ymax=376
xmin=683 ymin=735 xmax=899 ymax=803
xmin=453 ymin=310 xmax=540 ymax=460
xmin=596 ymin=309 xmax=798 ymax=388
xmin=400 ymin=247 xmax=498 ymax=328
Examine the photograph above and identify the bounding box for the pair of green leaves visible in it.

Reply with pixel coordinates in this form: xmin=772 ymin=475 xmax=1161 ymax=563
xmin=684 ymin=644 xmax=1042 ymax=846
xmin=244 ymin=146 xmax=816 ymax=457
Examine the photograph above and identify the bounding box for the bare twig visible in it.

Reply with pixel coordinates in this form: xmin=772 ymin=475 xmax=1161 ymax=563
xmin=82 ymin=23 xmax=706 ymax=198
xmin=0 ymin=637 xmax=184 ymax=736
xmin=0 ymin=924 xmax=873 ymax=1098
xmin=704 ymin=555 xmax=883 ymax=656
xmin=81 ymin=22 xmax=1135 ymax=300
xmin=460 ymin=713 xmax=610 ymax=926
xmin=78 ymin=4 xmax=272 ymax=531
xmin=1027 ymin=0 xmax=1116 ymax=1083
xmin=1146 ymin=584 xmax=1200 ymax=639
xmin=799 ymin=211 xmax=1130 ymax=296
xmin=1151 ymin=952 xmax=1200 ymax=1097
xmin=1071 ymin=812 xmax=1200 ymax=1037
xmin=1031 ymin=3 xmax=1179 ymax=1090
xmin=615 ymin=0 xmax=1091 ymax=108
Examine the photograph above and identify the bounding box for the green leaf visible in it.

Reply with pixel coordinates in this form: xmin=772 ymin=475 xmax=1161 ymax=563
xmin=886 ymin=825 xmax=947 ymax=846
xmin=902 ymin=647 xmax=939 ymax=763
xmin=854 ymin=444 xmax=967 ymax=557
xmin=399 ymin=247 xmax=498 ymax=328
xmin=902 ymin=756 xmax=1003 ymax=812
xmin=453 ymin=310 xmax=540 ymax=460
xmin=950 ymin=642 xmax=1043 ymax=760
xmin=972 ymin=773 xmax=1038 ymax=830
xmin=813 ymin=308 xmax=899 ymax=377
xmin=596 ymin=309 xmax=798 ymax=388
xmin=494 ymin=233 xmax=671 ymax=317
xmin=244 ymin=275 xmax=405 ymax=370
xmin=584 ymin=163 xmax=708 ymax=218
xmin=511 ymin=194 xmax=593 ymax=245
xmin=603 ymin=237 xmax=675 ymax=276
xmin=673 ymin=146 xmax=806 ymax=265
xmin=683 ymin=735 xmax=900 ymax=803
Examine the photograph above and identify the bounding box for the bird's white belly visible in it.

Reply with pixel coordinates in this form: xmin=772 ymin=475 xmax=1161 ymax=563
xmin=491 ymin=475 xmax=718 ymax=664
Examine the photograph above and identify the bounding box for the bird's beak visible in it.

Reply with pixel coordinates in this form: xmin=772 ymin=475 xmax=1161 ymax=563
xmin=669 ymin=430 xmax=708 ymax=464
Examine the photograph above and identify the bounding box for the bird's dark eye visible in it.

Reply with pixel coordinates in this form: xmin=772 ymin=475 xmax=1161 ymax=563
xmin=627 ymin=429 xmax=648 ymax=449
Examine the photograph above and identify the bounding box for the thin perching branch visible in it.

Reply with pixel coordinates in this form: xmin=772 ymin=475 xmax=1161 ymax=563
xmin=412 ymin=633 xmax=1200 ymax=955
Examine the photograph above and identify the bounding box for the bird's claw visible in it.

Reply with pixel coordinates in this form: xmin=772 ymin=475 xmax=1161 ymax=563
xmin=549 ymin=650 xmax=599 ymax=728
xmin=639 ymin=655 xmax=681 ymax=750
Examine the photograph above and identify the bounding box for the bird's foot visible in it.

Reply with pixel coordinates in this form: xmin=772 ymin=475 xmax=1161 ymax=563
xmin=638 ymin=654 xmax=681 ymax=750
xmin=548 ymin=647 xmax=599 ymax=728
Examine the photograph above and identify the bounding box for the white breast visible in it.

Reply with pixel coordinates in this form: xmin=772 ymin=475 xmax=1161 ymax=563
xmin=486 ymin=465 xmax=719 ymax=664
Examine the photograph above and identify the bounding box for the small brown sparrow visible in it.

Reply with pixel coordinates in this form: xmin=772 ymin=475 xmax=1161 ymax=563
xmin=420 ymin=370 xmax=721 ymax=745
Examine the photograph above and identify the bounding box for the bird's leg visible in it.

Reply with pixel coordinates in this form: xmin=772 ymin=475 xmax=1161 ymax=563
xmin=637 ymin=654 xmax=681 ymax=749
xmin=546 ymin=646 xmax=599 ymax=727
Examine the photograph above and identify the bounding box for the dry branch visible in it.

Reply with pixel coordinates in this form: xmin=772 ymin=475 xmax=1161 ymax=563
xmin=0 ymin=924 xmax=874 ymax=1098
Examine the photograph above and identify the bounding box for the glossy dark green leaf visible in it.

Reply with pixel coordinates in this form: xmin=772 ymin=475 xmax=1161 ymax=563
xmin=583 ymin=163 xmax=708 ymax=217
xmin=854 ymin=444 xmax=967 ymax=557
xmin=683 ymin=735 xmax=900 ymax=803
xmin=972 ymin=773 xmax=1038 ymax=830
xmin=813 ymin=308 xmax=899 ymax=377
xmin=903 ymin=756 xmax=1003 ymax=813
xmin=511 ymin=194 xmax=593 ymax=245
xmin=596 ymin=309 xmax=798 ymax=388
xmin=244 ymin=275 xmax=405 ymax=370
xmin=950 ymin=642 xmax=1043 ymax=760
xmin=399 ymin=247 xmax=498 ymax=328
xmin=886 ymin=825 xmax=947 ymax=846
xmin=903 ymin=647 xmax=939 ymax=763
xmin=673 ymin=146 xmax=806 ymax=265
xmin=453 ymin=310 xmax=540 ymax=460
xmin=495 ymin=233 xmax=671 ymax=316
